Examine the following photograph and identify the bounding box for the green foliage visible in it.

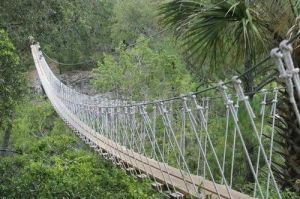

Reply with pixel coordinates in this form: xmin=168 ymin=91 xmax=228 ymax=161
xmin=0 ymin=99 xmax=161 ymax=198
xmin=0 ymin=29 xmax=26 ymax=125
xmin=281 ymin=189 xmax=300 ymax=199
xmin=1 ymin=0 xmax=115 ymax=71
xmin=11 ymin=99 xmax=57 ymax=153
xmin=111 ymin=0 xmax=160 ymax=45
xmin=159 ymin=0 xmax=300 ymax=84
xmin=160 ymin=1 xmax=272 ymax=73
xmin=92 ymin=36 xmax=195 ymax=100
xmin=2 ymin=0 xmax=300 ymax=197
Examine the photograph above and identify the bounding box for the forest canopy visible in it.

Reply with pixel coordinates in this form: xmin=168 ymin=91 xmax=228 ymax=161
xmin=1 ymin=0 xmax=300 ymax=198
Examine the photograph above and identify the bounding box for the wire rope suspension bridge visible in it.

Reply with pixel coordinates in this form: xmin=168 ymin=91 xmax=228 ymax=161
xmin=31 ymin=36 xmax=300 ymax=198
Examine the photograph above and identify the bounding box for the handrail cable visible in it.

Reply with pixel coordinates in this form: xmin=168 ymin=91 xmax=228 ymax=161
xmin=44 ymin=31 xmax=300 ymax=109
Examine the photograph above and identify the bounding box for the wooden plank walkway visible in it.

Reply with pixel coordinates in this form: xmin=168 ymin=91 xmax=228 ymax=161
xmin=31 ymin=44 xmax=254 ymax=199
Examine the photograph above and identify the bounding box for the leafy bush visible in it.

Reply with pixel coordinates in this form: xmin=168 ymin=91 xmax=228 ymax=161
xmin=93 ymin=36 xmax=195 ymax=100
xmin=0 ymin=99 xmax=161 ymax=198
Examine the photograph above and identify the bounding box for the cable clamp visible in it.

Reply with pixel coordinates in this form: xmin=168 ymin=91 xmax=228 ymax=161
xmin=232 ymin=76 xmax=256 ymax=119
xmin=196 ymin=105 xmax=204 ymax=110
xmin=156 ymin=102 xmax=168 ymax=115
xmin=280 ymin=40 xmax=293 ymax=52
xmin=181 ymin=96 xmax=191 ymax=112
xmin=140 ymin=105 xmax=147 ymax=115
xmin=271 ymin=48 xmax=291 ymax=81
xmin=218 ymin=82 xmax=239 ymax=122
xmin=130 ymin=107 xmax=135 ymax=115
xmin=218 ymin=82 xmax=233 ymax=105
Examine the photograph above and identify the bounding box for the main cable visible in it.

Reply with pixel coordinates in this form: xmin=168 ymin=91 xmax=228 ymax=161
xmin=43 ymin=30 xmax=300 ymax=109
xmin=113 ymin=30 xmax=300 ymax=107
xmin=41 ymin=27 xmax=170 ymax=66
xmin=40 ymin=13 xmax=300 ymax=108
xmin=42 ymin=51 xmax=94 ymax=66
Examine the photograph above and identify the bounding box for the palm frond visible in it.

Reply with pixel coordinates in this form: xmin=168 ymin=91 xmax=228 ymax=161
xmin=159 ymin=0 xmax=269 ymax=71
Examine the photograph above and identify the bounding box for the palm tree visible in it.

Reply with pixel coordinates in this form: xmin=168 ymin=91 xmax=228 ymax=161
xmin=159 ymin=0 xmax=300 ymax=193
xmin=273 ymin=20 xmax=300 ymax=192
xmin=160 ymin=0 xmax=272 ymax=94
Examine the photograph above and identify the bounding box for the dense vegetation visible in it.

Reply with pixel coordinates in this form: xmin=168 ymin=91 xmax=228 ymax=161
xmin=0 ymin=1 xmax=167 ymax=197
xmin=92 ymin=37 xmax=195 ymax=100
xmin=159 ymin=1 xmax=300 ymax=196
xmin=1 ymin=0 xmax=300 ymax=198
xmin=0 ymin=97 xmax=159 ymax=198
xmin=0 ymin=30 xmax=26 ymax=156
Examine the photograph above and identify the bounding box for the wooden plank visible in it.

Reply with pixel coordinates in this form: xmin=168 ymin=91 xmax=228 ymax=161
xmin=31 ymin=44 xmax=254 ymax=199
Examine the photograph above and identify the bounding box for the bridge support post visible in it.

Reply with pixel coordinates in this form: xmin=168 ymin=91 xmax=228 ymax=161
xmin=136 ymin=174 xmax=147 ymax=181
xmin=126 ymin=167 xmax=136 ymax=174
xmin=151 ymin=182 xmax=165 ymax=192
xmin=170 ymin=192 xmax=184 ymax=199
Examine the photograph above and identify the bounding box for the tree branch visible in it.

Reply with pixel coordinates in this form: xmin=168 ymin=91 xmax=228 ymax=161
xmin=0 ymin=149 xmax=22 ymax=155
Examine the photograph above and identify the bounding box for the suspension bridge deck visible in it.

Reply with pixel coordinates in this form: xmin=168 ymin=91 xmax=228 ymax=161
xmin=32 ymin=44 xmax=254 ymax=199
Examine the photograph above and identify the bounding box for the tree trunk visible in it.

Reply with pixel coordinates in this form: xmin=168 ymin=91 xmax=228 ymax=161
xmin=1 ymin=123 xmax=12 ymax=156
xmin=244 ymin=143 xmax=256 ymax=183
xmin=242 ymin=52 xmax=256 ymax=183
xmin=243 ymin=52 xmax=254 ymax=95
xmin=274 ymin=45 xmax=300 ymax=193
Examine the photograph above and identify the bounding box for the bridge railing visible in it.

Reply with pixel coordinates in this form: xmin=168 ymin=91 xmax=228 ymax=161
xmin=31 ymin=40 xmax=300 ymax=199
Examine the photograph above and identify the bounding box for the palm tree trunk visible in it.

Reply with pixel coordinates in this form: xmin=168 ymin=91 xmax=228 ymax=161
xmin=274 ymin=46 xmax=300 ymax=193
